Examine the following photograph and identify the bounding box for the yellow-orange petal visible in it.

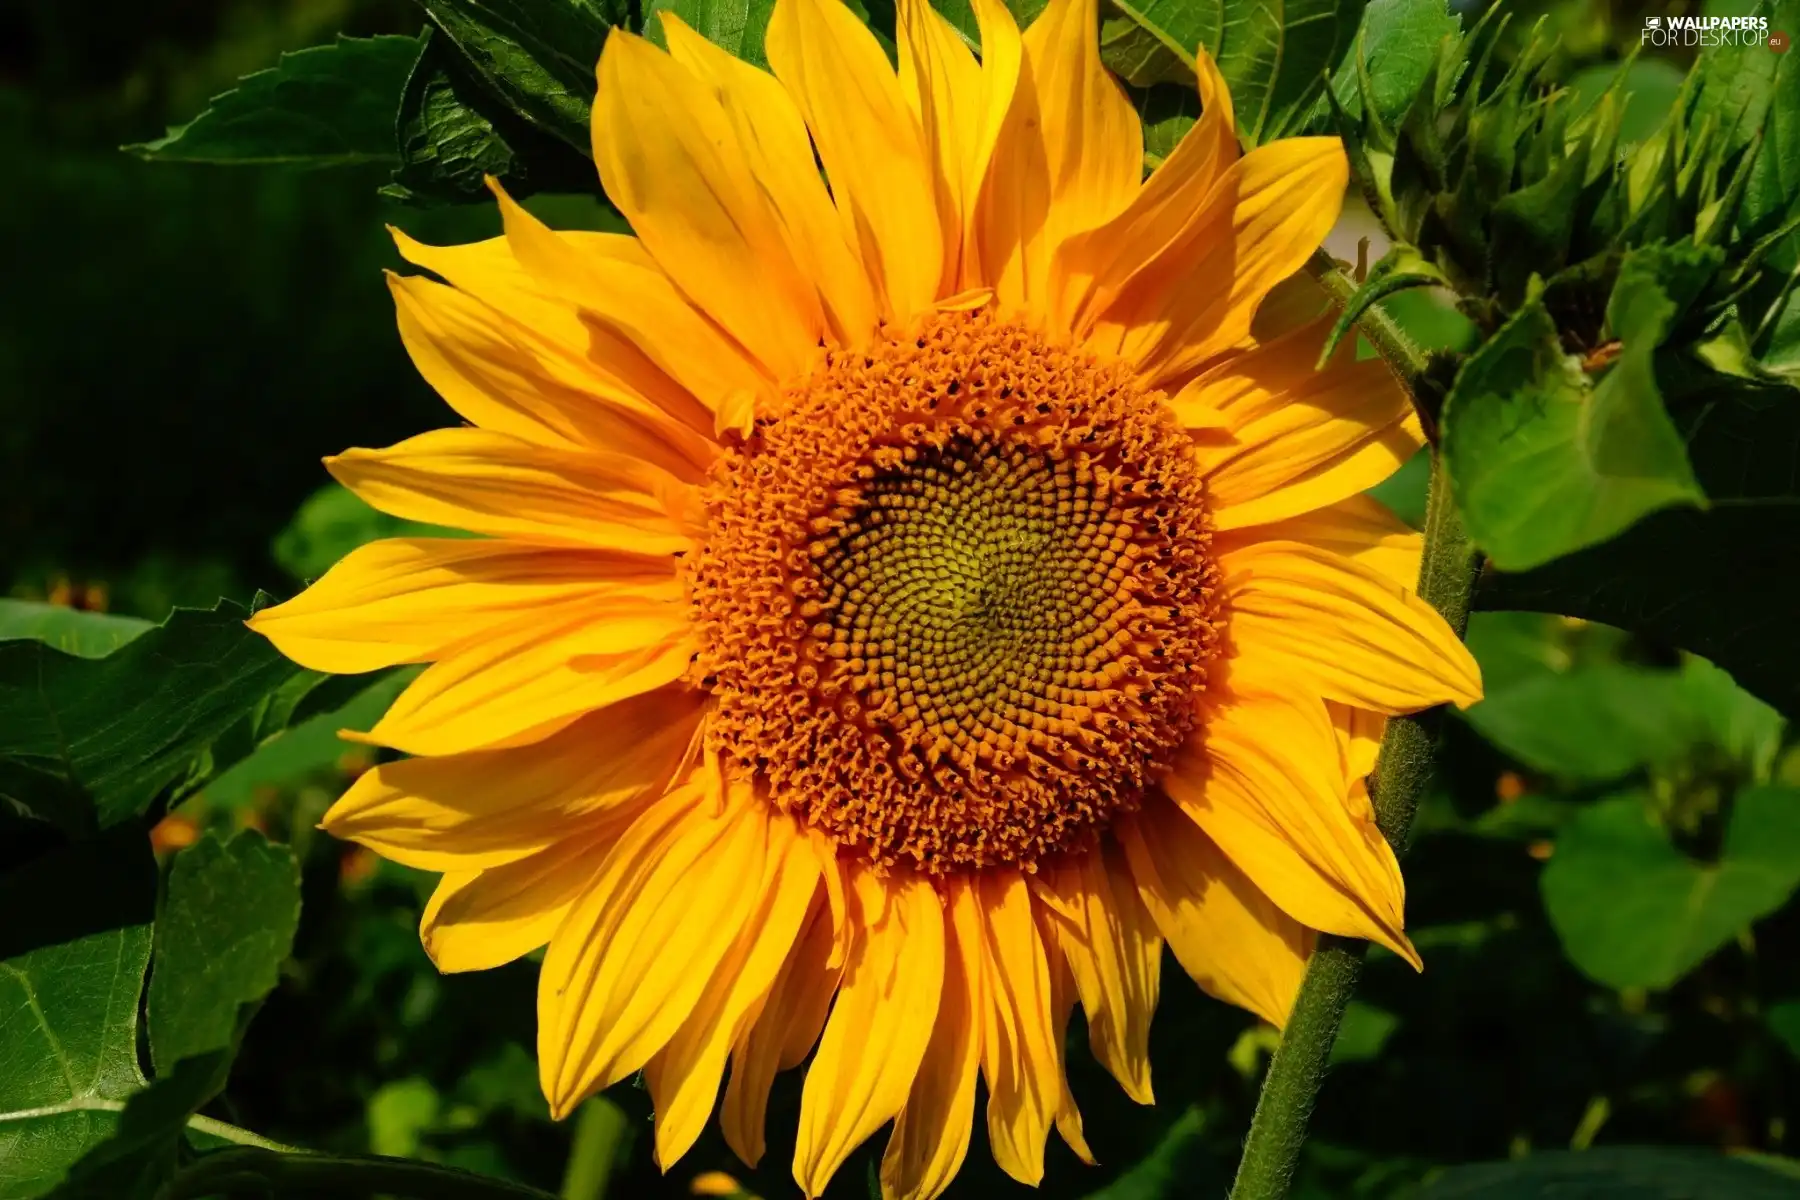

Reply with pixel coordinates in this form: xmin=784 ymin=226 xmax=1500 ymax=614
xmin=794 ymin=869 xmax=944 ymax=1198
xmin=766 ymin=0 xmax=943 ymax=319
xmin=323 ymin=686 xmax=700 ymax=873
xmin=386 ymin=270 xmax=716 ymax=478
xmin=1054 ymin=46 xmax=1235 ymax=332
xmin=1214 ymin=496 xmax=1423 ymax=592
xmin=722 ymin=898 xmax=844 ymax=1169
xmin=660 ymin=14 xmax=879 ymax=346
xmin=1117 ymin=804 xmax=1314 ymax=1028
xmin=248 ymin=538 xmax=676 ymax=675
xmin=594 ymin=31 xmax=824 ymax=383
xmin=972 ymin=870 xmax=1060 ymax=1187
xmin=327 ymin=428 xmax=698 ymax=556
xmin=1165 ymin=689 xmax=1419 ymax=966
xmin=896 ymin=0 xmax=983 ymax=294
xmin=419 ymin=817 xmax=639 ymax=972
xmin=1034 ymin=909 xmax=1095 ymax=1166
xmin=389 ymin=228 xmax=730 ymax=437
xmin=880 ymin=877 xmax=984 ymax=1200
xmin=647 ymin=808 xmax=823 ymax=1169
xmin=1036 ymin=844 xmax=1161 ymax=1104
xmin=1092 ymin=138 xmax=1348 ymax=384
xmin=538 ymin=782 xmax=770 ymax=1118
xmin=1177 ymin=326 xmax=1421 ymax=531
xmin=1223 ymin=540 xmax=1482 ymax=713
xmin=356 ymin=600 xmax=694 ymax=757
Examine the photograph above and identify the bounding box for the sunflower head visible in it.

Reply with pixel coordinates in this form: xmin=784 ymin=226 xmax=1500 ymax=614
xmin=693 ymin=307 xmax=1225 ymax=874
xmin=248 ymin=0 xmax=1481 ymax=1195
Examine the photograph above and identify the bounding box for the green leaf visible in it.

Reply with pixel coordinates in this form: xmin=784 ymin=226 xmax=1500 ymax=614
xmin=0 ymin=602 xmax=150 ymax=660
xmin=272 ymin=483 xmax=463 ymax=582
xmin=1413 ymin=1147 xmax=1800 ymax=1198
xmin=1100 ymin=0 xmax=1213 ymax=90
xmin=1464 ymin=652 xmax=1778 ymax=784
xmin=0 ymin=831 xmax=156 ymax=1200
xmin=1769 ymin=999 xmax=1800 ymax=1061
xmin=1080 ymin=1106 xmax=1213 ymax=1199
xmin=420 ymin=0 xmax=617 ymax=153
xmin=645 ymin=0 xmax=778 ymax=66
xmin=0 ymin=600 xmax=306 ymax=835
xmin=201 ymin=670 xmax=413 ymax=809
xmin=1442 ymin=257 xmax=1706 ymax=572
xmin=1319 ymin=0 xmax=1459 ymax=131
xmin=148 ymin=832 xmax=301 ymax=1074
xmin=1478 ymin=374 xmax=1800 ymax=721
xmin=126 ymin=35 xmax=424 ymax=166
xmin=382 ymin=28 xmax=601 ymax=207
xmin=46 ymin=834 xmax=303 ymax=1200
xmin=1329 ymin=1001 xmax=1399 ymax=1064
xmin=1541 ymin=787 xmax=1800 ymax=989
xmin=1101 ymin=0 xmax=1377 ymax=145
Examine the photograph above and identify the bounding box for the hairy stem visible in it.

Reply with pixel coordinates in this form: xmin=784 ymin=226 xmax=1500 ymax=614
xmin=154 ymin=1148 xmax=564 ymax=1200
xmin=1226 ymin=263 xmax=1481 ymax=1200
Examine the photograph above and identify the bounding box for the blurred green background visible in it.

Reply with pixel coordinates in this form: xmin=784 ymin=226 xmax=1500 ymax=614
xmin=8 ymin=0 xmax=1800 ymax=1197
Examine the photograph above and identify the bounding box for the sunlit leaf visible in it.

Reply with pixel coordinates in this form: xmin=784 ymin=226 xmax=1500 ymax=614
xmin=646 ymin=0 xmax=779 ymax=66
xmin=419 ymin=0 xmax=617 ymax=152
xmin=383 ymin=29 xmax=601 ymax=207
xmin=0 ymin=831 xmax=156 ymax=1199
xmin=0 ymin=601 xmax=307 ymax=836
xmin=0 ymin=603 xmax=150 ymax=660
xmin=126 ymin=35 xmax=424 ymax=167
xmin=1542 ymin=788 xmax=1800 ymax=990
xmin=1442 ymin=246 xmax=1709 ymax=572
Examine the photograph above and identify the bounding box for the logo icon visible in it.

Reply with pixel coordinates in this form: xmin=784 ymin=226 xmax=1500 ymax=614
xmin=1646 ymin=15 xmax=1661 ymax=27
xmin=1773 ymin=29 xmax=1791 ymax=50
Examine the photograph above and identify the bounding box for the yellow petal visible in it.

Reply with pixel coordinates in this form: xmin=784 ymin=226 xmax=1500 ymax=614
xmin=1021 ymin=0 xmax=1141 ymax=256
xmin=249 ymin=537 xmax=677 ymax=675
xmin=1178 ymin=323 xmax=1422 ymax=530
xmin=976 ymin=0 xmax=1137 ymax=311
xmin=358 ymin=600 xmax=694 ymax=756
xmin=538 ymin=782 xmax=769 ymax=1118
xmin=328 ymin=427 xmax=697 ymax=556
xmin=1223 ymin=540 xmax=1482 ymax=713
xmin=1117 ymin=803 xmax=1314 ymax=1028
xmin=419 ymin=819 xmax=638 ymax=973
xmin=1165 ymin=689 xmax=1419 ymax=965
xmin=389 ymin=228 xmax=729 ymax=437
xmin=973 ymin=870 xmax=1059 ymax=1186
xmin=386 ymin=270 xmax=716 ymax=478
xmin=1034 ymin=909 xmax=1094 ymax=1166
xmin=721 ymin=897 xmax=844 ymax=1169
xmin=660 ymin=13 xmax=881 ymax=346
xmin=1036 ymin=844 xmax=1161 ymax=1104
xmin=594 ymin=31 xmax=824 ymax=381
xmin=794 ymin=869 xmax=945 ymax=1198
xmin=879 ymin=878 xmax=984 ymax=1200
xmin=765 ymin=0 xmax=944 ymax=318
xmin=896 ymin=0 xmax=983 ymax=293
xmin=320 ymin=686 xmax=703 ymax=872
xmin=1093 ymin=138 xmax=1348 ymax=385
xmin=647 ymin=806 xmax=823 ymax=1170
xmin=1213 ymin=496 xmax=1424 ymax=591
xmin=1055 ymin=47 xmax=1235 ymax=332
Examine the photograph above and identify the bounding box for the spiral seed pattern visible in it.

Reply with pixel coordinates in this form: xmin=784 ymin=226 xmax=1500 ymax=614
xmin=688 ymin=309 xmax=1222 ymax=874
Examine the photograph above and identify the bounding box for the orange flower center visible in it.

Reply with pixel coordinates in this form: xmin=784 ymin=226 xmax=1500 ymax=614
xmin=689 ymin=309 xmax=1223 ymax=874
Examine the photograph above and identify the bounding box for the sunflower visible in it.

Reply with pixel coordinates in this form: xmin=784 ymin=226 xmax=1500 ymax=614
xmin=248 ymin=0 xmax=1481 ymax=1193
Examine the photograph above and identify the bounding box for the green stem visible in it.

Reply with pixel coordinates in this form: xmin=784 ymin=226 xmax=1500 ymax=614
xmin=154 ymin=1148 xmax=564 ymax=1200
xmin=559 ymin=1098 xmax=632 ymax=1200
xmin=1226 ymin=263 xmax=1482 ymax=1200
